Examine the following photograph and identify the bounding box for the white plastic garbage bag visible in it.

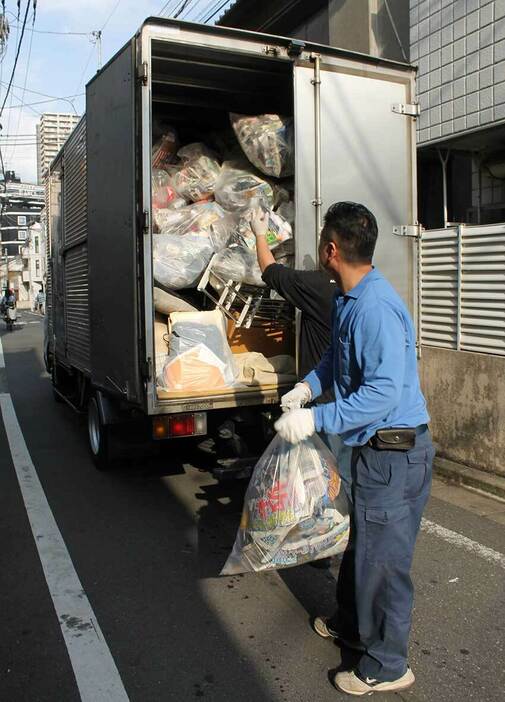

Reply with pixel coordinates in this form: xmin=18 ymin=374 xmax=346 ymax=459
xmin=230 ymin=113 xmax=294 ymax=178
xmin=153 ymin=233 xmax=214 ymax=289
xmin=214 ymin=162 xmax=274 ymax=212
xmin=222 ymin=434 xmax=350 ymax=574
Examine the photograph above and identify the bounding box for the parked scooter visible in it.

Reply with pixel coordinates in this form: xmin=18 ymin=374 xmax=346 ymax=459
xmin=1 ymin=289 xmax=17 ymax=331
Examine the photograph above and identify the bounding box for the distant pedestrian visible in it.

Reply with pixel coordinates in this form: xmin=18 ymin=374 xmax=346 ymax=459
xmin=36 ymin=288 xmax=45 ymax=315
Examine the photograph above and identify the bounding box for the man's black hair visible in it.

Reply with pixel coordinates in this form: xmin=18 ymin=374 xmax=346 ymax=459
xmin=321 ymin=201 xmax=378 ymax=263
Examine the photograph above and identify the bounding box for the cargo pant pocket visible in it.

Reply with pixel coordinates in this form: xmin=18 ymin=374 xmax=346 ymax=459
xmin=365 ymin=504 xmax=411 ymax=563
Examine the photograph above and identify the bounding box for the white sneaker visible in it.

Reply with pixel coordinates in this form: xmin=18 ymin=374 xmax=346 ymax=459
xmin=312 ymin=617 xmax=364 ymax=651
xmin=334 ymin=667 xmax=415 ymax=696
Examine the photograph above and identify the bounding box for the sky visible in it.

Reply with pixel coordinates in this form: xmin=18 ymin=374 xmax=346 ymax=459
xmin=0 ymin=0 xmax=235 ymax=184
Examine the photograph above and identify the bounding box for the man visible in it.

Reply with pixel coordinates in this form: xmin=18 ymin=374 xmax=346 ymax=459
xmin=251 ymin=208 xmax=353 ymax=506
xmin=275 ymin=202 xmax=433 ymax=696
xmin=36 ymin=287 xmax=45 ymax=315
xmin=251 ymin=208 xmax=338 ymax=379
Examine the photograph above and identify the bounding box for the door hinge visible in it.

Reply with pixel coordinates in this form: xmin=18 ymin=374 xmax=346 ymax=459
xmin=287 ymin=39 xmax=305 ymax=58
xmin=142 ymin=209 xmax=150 ymax=234
xmin=393 ymin=224 xmax=422 ymax=238
xmin=392 ymin=103 xmax=420 ymax=117
xmin=263 ymin=45 xmax=280 ymax=57
xmin=138 ymin=61 xmax=148 ymax=85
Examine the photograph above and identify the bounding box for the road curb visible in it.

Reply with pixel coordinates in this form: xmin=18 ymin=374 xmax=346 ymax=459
xmin=434 ymin=455 xmax=505 ymax=502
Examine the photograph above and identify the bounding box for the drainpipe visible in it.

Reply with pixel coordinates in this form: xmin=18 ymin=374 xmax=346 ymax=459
xmin=437 ymin=148 xmax=450 ymax=227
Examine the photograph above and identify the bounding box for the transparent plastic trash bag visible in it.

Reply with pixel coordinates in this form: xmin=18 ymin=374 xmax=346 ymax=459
xmin=152 ymin=127 xmax=179 ymax=169
xmin=153 ymin=233 xmax=214 ymax=289
xmin=221 ymin=434 xmax=350 ymax=574
xmin=152 ymin=169 xmax=182 ymax=210
xmin=172 ymin=143 xmax=222 ymax=202
xmin=236 ymin=207 xmax=293 ymax=251
xmin=230 ymin=113 xmax=294 ymax=179
xmin=214 ymin=162 xmax=274 ymax=212
xmin=210 ymin=244 xmax=265 ymax=288
xmin=158 ymin=311 xmax=236 ymax=392
xmin=154 ymin=201 xmax=227 ymax=242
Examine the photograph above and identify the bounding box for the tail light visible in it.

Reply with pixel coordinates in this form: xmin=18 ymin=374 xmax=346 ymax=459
xmin=153 ymin=412 xmax=207 ymax=440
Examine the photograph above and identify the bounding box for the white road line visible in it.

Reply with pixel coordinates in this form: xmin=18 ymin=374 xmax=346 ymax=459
xmin=0 ymin=337 xmax=4 ymax=368
xmin=0 ymin=393 xmax=129 ymax=702
xmin=421 ymin=518 xmax=505 ymax=570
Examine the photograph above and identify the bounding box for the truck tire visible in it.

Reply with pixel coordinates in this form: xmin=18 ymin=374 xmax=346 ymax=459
xmin=87 ymin=395 xmax=113 ymax=470
xmin=51 ymin=367 xmax=64 ymax=403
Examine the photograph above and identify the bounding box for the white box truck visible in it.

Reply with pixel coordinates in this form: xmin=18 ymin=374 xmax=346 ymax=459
xmin=45 ymin=17 xmax=419 ymax=471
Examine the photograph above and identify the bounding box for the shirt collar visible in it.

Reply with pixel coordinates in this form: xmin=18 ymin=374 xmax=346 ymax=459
xmin=345 ymin=267 xmax=381 ymax=299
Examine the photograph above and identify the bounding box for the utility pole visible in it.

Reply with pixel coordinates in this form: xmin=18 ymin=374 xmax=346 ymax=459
xmin=3 ymin=247 xmax=8 ymax=292
xmin=92 ymin=30 xmax=102 ymax=70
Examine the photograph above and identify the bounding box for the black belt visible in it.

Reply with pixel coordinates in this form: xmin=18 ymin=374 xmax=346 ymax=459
xmin=367 ymin=424 xmax=428 ymax=451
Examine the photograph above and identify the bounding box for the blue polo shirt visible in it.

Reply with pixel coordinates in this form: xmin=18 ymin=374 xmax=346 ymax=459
xmin=304 ymin=268 xmax=429 ymax=447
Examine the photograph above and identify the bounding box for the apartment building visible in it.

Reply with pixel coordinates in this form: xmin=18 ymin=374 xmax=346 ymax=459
xmin=36 ymin=112 xmax=80 ymax=185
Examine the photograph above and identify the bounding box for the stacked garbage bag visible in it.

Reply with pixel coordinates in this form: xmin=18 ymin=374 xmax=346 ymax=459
xmin=151 ymin=114 xmax=295 ymax=292
xmin=151 ymin=114 xmax=295 ymax=392
xmin=222 ymin=434 xmax=350 ymax=574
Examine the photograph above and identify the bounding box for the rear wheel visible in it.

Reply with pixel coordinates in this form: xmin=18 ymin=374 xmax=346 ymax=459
xmin=87 ymin=395 xmax=113 ymax=470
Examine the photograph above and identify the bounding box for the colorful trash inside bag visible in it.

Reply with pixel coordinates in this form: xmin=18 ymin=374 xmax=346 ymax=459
xmin=221 ymin=434 xmax=350 ymax=574
xmin=230 ymin=113 xmax=294 ymax=178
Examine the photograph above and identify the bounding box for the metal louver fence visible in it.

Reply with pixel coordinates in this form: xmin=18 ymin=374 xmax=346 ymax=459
xmin=420 ymin=223 xmax=505 ymax=356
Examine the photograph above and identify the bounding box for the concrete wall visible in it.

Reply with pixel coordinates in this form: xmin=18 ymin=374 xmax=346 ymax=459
xmin=419 ymin=345 xmax=505 ymax=476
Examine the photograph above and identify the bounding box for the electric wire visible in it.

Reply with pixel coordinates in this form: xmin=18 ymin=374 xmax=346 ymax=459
xmin=10 ymin=7 xmax=35 ymax=162
xmin=101 ymin=0 xmax=123 ymax=32
xmin=173 ymin=0 xmax=193 ymax=19
xmin=203 ymin=0 xmax=231 ymax=24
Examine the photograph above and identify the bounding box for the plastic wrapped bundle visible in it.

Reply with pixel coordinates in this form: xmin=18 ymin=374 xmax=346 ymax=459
xmin=153 ymin=233 xmax=214 ymax=289
xmin=158 ymin=311 xmax=236 ymax=391
xmin=210 ymin=244 xmax=265 ymax=288
xmin=222 ymin=434 xmax=350 ymax=574
xmin=152 ymin=128 xmax=179 ymax=169
xmin=231 ymin=113 xmax=294 ymax=178
xmin=214 ymin=162 xmax=274 ymax=212
xmin=173 ymin=143 xmax=222 ymax=202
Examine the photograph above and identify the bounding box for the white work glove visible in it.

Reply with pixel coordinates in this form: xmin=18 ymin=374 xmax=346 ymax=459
xmin=250 ymin=206 xmax=269 ymax=239
xmin=274 ymin=408 xmax=316 ymax=445
xmin=281 ymin=382 xmax=312 ymax=412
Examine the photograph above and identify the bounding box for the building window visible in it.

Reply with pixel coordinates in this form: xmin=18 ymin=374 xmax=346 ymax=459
xmin=18 ymin=230 xmax=27 ymax=240
xmin=34 ymin=236 xmax=39 ymax=254
xmin=35 ymin=260 xmax=40 ymax=276
xmin=17 ymin=215 xmax=26 ymax=225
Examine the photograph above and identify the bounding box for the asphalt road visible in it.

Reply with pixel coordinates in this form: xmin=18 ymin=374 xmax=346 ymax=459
xmin=1 ymin=312 xmax=505 ymax=702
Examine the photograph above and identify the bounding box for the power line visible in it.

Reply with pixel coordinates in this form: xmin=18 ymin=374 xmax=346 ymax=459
xmin=180 ymin=0 xmax=208 ymax=20
xmin=174 ymin=0 xmax=193 ymax=19
xmin=203 ymin=0 xmax=231 ymax=24
xmin=10 ymin=7 xmax=35 ymax=163
xmin=9 ymin=23 xmax=91 ymax=37
xmin=0 ymin=0 xmax=31 ymax=120
xmin=101 ymin=0 xmax=123 ymax=32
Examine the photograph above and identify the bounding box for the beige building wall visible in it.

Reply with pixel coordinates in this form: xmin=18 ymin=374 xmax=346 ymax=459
xmin=419 ymin=346 xmax=505 ymax=477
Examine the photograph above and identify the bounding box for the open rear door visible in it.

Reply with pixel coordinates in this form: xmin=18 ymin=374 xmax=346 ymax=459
xmin=294 ymin=56 xmax=417 ymax=311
